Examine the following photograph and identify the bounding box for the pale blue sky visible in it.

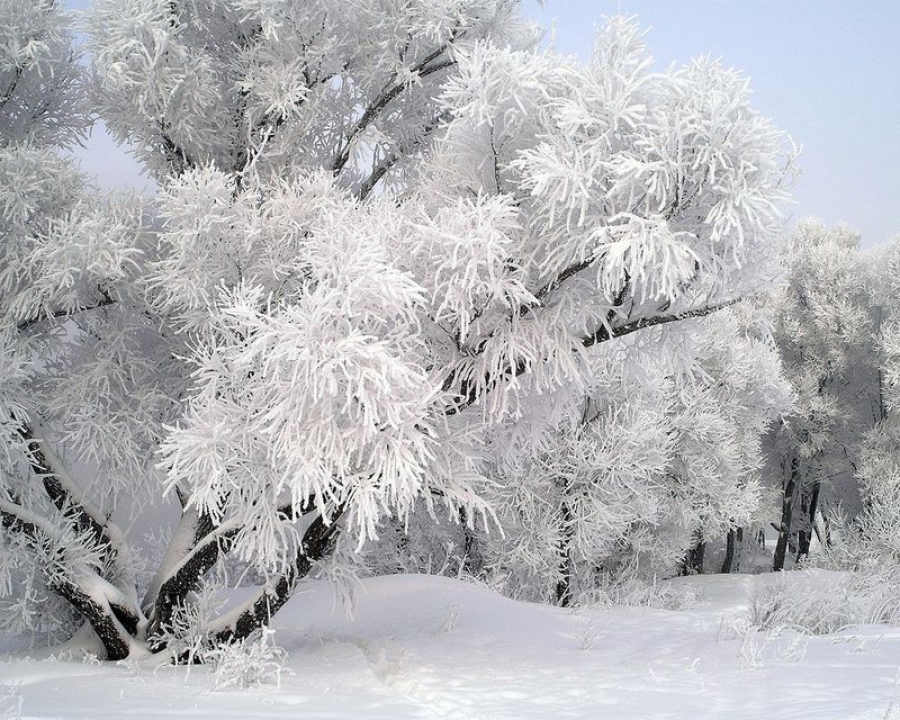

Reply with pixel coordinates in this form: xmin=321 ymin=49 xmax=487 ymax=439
xmin=70 ymin=0 xmax=899 ymax=246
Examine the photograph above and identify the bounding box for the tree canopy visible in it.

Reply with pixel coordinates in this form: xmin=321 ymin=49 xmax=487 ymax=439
xmin=1 ymin=0 xmax=796 ymax=660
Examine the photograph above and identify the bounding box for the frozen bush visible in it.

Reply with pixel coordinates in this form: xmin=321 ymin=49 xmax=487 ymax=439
xmin=207 ymin=627 xmax=287 ymax=691
xmin=577 ymin=573 xmax=703 ymax=612
xmin=750 ymin=572 xmax=864 ymax=635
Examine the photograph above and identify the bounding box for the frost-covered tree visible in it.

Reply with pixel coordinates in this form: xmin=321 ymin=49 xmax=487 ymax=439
xmin=0 ymin=0 xmax=153 ymax=650
xmin=766 ymin=220 xmax=880 ymax=570
xmin=1 ymin=3 xmax=794 ymax=661
xmin=430 ymin=306 xmax=790 ymax=605
xmin=837 ymin=235 xmax=900 ymax=568
xmin=666 ymin=306 xmax=793 ymax=577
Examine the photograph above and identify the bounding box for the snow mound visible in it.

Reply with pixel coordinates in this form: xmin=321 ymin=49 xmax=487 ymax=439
xmin=2 ymin=572 xmax=900 ymax=719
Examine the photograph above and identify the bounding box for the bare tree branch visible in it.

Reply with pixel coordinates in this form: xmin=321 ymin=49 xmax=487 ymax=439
xmin=581 ymin=296 xmax=743 ymax=349
xmin=160 ymin=128 xmax=196 ymax=175
xmin=444 ymin=295 xmax=743 ymax=416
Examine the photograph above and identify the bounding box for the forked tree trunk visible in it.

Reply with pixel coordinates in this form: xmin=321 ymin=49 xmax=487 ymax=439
xmin=3 ymin=421 xmax=342 ymax=661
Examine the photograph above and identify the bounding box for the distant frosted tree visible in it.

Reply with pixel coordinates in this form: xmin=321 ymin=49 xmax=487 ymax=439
xmin=766 ymin=220 xmax=880 ymax=570
xmin=837 ymin=235 xmax=900 ymax=568
xmin=1 ymin=4 xmax=794 ymax=660
xmin=441 ymin=306 xmax=789 ymax=605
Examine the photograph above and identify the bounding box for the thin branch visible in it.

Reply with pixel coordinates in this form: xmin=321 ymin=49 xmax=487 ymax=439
xmin=160 ymin=128 xmax=196 ymax=175
xmin=243 ymin=62 xmax=351 ymax=175
xmin=581 ymin=296 xmax=743 ymax=349
xmin=0 ymin=16 xmax=53 ymax=115
xmin=332 ymin=47 xmax=458 ymax=176
xmin=16 ymin=287 xmax=115 ymax=333
xmin=0 ymin=63 xmax=25 ymax=113
xmin=526 ymin=256 xmax=597 ymax=314
xmin=356 ymin=108 xmax=453 ymax=201
xmin=444 ymin=295 xmax=742 ymax=416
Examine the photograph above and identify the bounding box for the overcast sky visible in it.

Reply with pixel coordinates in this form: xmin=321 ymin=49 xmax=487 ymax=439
xmin=71 ymin=0 xmax=899 ymax=246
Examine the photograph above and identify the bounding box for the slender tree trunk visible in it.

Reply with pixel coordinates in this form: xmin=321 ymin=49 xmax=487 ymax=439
xmin=555 ymin=497 xmax=574 ymax=607
xmin=774 ymin=454 xmax=800 ymax=571
xmin=813 ymin=509 xmax=831 ymax=549
xmin=681 ymin=531 xmax=705 ymax=575
xmin=721 ymin=527 xmax=742 ymax=574
xmin=211 ymin=509 xmax=342 ymax=645
xmin=457 ymin=507 xmax=482 ymax=576
xmin=796 ymin=479 xmax=821 ymax=560
xmin=875 ymin=305 xmax=886 ymax=424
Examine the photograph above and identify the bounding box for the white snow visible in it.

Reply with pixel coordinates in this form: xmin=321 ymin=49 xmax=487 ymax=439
xmin=2 ymin=572 xmax=899 ymax=719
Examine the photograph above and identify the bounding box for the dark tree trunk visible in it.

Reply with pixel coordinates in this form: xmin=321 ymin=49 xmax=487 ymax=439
xmin=774 ymin=454 xmax=800 ymax=571
xmin=212 ymin=509 xmax=342 ymax=646
xmin=682 ymin=531 xmax=705 ymax=575
xmin=458 ymin=507 xmax=482 ymax=576
xmin=721 ymin=527 xmax=743 ymax=574
xmin=0 ymin=498 xmax=136 ymax=660
xmin=555 ymin=497 xmax=574 ymax=607
xmin=54 ymin=580 xmax=133 ymax=661
xmin=147 ymin=526 xmax=238 ymax=646
xmin=796 ymin=479 xmax=821 ymax=560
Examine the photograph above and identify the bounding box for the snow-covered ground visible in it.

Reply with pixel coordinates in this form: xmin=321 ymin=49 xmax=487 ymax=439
xmin=2 ymin=572 xmax=899 ymax=719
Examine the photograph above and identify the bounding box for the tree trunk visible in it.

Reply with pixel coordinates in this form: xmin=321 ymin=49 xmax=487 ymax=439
xmin=721 ymin=527 xmax=743 ymax=574
xmin=555 ymin=497 xmax=574 ymax=607
xmin=813 ymin=509 xmax=831 ymax=549
xmin=458 ymin=507 xmax=482 ymax=576
xmin=54 ymin=580 xmax=133 ymax=661
xmin=774 ymin=454 xmax=800 ymax=571
xmin=682 ymin=531 xmax=705 ymax=575
xmin=212 ymin=509 xmax=342 ymax=645
xmin=796 ymin=479 xmax=821 ymax=560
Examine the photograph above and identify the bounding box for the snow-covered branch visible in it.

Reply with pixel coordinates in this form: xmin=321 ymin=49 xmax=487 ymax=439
xmin=0 ymin=494 xmax=142 ymax=658
xmin=331 ymin=41 xmax=460 ymax=176
xmin=15 ymin=286 xmax=115 ymax=333
xmin=16 ymin=423 xmax=133 ymax=585
xmin=582 ymin=296 xmax=745 ymax=349
xmin=356 ymin=108 xmax=453 ymax=201
xmin=211 ymin=509 xmax=342 ymax=645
